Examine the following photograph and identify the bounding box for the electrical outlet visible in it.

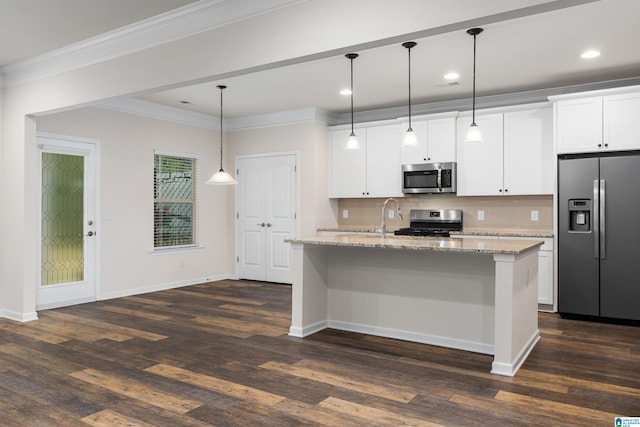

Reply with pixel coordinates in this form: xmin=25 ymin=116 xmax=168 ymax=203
xmin=531 ymin=210 xmax=539 ymax=221
xmin=477 ymin=210 xmax=485 ymax=221
xmin=342 ymin=209 xmax=349 ymax=219
xmin=389 ymin=209 xmax=394 ymax=219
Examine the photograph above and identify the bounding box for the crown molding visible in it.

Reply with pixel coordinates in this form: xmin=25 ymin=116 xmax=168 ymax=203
xmin=96 ymin=77 xmax=640 ymax=131
xmin=94 ymin=97 xmax=337 ymax=131
xmin=227 ymin=108 xmax=338 ymax=131
xmin=96 ymin=97 xmax=218 ymax=129
xmin=1 ymin=0 xmax=303 ymax=88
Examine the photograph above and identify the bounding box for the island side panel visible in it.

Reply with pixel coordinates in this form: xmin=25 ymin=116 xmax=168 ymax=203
xmin=289 ymin=243 xmax=329 ymax=337
xmin=325 ymin=246 xmax=496 ymax=355
xmin=491 ymin=249 xmax=540 ymax=376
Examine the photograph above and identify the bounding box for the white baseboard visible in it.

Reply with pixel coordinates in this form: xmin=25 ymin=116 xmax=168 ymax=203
xmin=289 ymin=320 xmax=328 ymax=338
xmin=98 ymin=274 xmax=234 ymax=301
xmin=491 ymin=330 xmax=541 ymax=377
xmin=0 ymin=310 xmax=39 ymax=322
xmin=327 ymin=320 xmax=495 ymax=355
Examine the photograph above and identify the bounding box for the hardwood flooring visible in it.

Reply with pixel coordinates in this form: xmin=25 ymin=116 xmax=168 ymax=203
xmin=0 ymin=279 xmax=638 ymax=426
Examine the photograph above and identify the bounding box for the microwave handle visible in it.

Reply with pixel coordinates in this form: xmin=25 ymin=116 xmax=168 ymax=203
xmin=436 ymin=168 xmax=442 ymax=189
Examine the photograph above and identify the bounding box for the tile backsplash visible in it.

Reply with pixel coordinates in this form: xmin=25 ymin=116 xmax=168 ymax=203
xmin=338 ymin=194 xmax=553 ymax=232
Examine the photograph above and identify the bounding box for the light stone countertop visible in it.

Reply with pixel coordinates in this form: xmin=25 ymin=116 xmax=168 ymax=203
xmin=288 ymin=234 xmax=543 ymax=255
xmin=317 ymin=227 xmax=553 ymax=238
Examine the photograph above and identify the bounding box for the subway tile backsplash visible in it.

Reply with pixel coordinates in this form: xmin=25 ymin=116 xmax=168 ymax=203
xmin=338 ymin=194 xmax=553 ymax=233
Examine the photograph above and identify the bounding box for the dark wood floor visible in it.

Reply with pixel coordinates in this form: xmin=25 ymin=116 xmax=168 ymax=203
xmin=0 ymin=280 xmax=638 ymax=426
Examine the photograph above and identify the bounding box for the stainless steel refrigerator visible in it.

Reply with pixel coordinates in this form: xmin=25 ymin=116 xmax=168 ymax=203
xmin=558 ymin=153 xmax=640 ymax=321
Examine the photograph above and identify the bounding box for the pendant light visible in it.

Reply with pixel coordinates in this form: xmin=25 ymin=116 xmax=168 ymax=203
xmin=465 ymin=27 xmax=484 ymax=143
xmin=206 ymin=84 xmax=238 ymax=185
xmin=345 ymin=53 xmax=360 ymax=150
xmin=402 ymin=41 xmax=418 ymax=147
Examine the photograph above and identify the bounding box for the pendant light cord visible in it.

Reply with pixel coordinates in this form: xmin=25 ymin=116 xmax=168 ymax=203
xmin=350 ymin=56 xmax=354 ymax=135
xmin=472 ymin=33 xmax=477 ymax=124
xmin=219 ymin=86 xmax=224 ymax=171
xmin=408 ymin=46 xmax=412 ymax=129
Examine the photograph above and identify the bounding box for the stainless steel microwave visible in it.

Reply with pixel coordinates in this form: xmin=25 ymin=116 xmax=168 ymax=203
xmin=402 ymin=162 xmax=457 ymax=194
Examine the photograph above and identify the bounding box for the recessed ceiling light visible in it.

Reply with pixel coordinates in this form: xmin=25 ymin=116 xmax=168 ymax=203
xmin=581 ymin=49 xmax=601 ymax=59
xmin=444 ymin=72 xmax=460 ymax=80
xmin=180 ymin=100 xmax=194 ymax=105
xmin=339 ymin=89 xmax=352 ymax=96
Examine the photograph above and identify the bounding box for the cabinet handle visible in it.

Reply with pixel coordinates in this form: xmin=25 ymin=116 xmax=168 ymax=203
xmin=427 ymin=157 xmax=431 ymax=161
xmin=499 ymin=189 xmax=503 ymax=193
xmin=604 ymin=143 xmax=609 ymax=148
xmin=504 ymin=189 xmax=508 ymax=193
xmin=598 ymin=143 xmax=602 ymax=148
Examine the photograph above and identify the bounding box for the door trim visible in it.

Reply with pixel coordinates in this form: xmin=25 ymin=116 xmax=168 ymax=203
xmin=36 ymin=132 xmax=101 ymax=310
xmin=234 ymin=151 xmax=299 ymax=281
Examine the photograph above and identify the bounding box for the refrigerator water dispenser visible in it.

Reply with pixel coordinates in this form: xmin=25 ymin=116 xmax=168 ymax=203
xmin=569 ymin=199 xmax=591 ymax=232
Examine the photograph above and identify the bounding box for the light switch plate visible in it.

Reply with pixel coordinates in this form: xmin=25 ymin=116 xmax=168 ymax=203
xmin=342 ymin=209 xmax=349 ymax=219
xmin=531 ymin=210 xmax=539 ymax=221
xmin=477 ymin=210 xmax=485 ymax=221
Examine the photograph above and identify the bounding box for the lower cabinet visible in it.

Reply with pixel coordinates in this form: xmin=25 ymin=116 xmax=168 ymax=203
xmin=457 ymin=234 xmax=554 ymax=306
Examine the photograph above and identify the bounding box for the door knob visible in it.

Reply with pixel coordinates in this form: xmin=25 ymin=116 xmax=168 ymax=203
xmin=86 ymin=231 xmax=95 ymax=236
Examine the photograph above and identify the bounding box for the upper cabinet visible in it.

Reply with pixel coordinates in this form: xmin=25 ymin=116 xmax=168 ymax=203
xmin=400 ymin=114 xmax=457 ymax=164
xmin=457 ymin=105 xmax=553 ymax=196
xmin=553 ymin=89 xmax=640 ymax=154
xmin=329 ymin=124 xmax=403 ymax=198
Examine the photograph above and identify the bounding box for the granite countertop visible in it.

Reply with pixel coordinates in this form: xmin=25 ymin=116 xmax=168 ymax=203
xmin=317 ymin=226 xmax=553 ymax=238
xmin=288 ymin=234 xmax=543 ymax=255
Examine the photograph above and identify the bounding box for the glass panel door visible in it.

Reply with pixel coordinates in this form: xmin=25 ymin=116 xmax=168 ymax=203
xmin=41 ymin=152 xmax=85 ymax=285
xmin=37 ymin=135 xmax=97 ymax=309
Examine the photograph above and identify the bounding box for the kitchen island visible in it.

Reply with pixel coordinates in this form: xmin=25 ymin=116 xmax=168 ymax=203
xmin=287 ymin=234 xmax=543 ymax=376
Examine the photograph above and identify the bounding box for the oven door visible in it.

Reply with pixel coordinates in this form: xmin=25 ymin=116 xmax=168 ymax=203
xmin=402 ymin=162 xmax=456 ymax=194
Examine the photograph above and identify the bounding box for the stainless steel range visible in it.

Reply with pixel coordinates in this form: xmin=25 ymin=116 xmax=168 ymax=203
xmin=394 ymin=209 xmax=463 ymax=237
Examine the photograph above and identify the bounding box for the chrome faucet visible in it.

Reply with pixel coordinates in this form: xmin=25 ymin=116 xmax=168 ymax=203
xmin=381 ymin=198 xmax=403 ymax=238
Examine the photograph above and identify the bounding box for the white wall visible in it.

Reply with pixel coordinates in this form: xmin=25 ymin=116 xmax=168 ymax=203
xmin=37 ymin=107 xmax=236 ymax=299
xmin=229 ymin=121 xmax=338 ymax=238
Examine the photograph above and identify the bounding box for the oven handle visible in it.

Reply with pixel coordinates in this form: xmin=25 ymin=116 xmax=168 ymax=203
xmin=437 ymin=168 xmax=442 ymax=189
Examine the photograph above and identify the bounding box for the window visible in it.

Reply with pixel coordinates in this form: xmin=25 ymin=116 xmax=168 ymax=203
xmin=154 ymin=153 xmax=197 ymax=248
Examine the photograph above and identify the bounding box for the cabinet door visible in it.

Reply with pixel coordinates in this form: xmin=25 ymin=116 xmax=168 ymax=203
xmin=456 ymin=113 xmax=504 ymax=196
xmin=426 ymin=117 xmax=456 ymax=163
xmin=604 ymin=92 xmax=640 ymax=151
xmin=329 ymin=129 xmax=366 ymax=198
xmin=366 ymin=125 xmax=403 ymax=198
xmin=537 ymin=250 xmax=554 ymax=305
xmin=400 ymin=121 xmax=428 ymax=164
xmin=503 ymin=108 xmax=553 ymax=195
xmin=555 ymin=97 xmax=603 ymax=154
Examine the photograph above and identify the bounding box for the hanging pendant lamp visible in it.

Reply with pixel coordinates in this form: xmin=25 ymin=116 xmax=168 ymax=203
xmin=206 ymin=85 xmax=238 ymax=185
xmin=402 ymin=41 xmax=418 ymax=147
xmin=345 ymin=53 xmax=360 ymax=150
xmin=465 ymin=27 xmax=484 ymax=143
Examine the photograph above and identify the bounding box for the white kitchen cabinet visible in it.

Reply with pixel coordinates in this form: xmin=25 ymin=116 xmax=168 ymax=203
xmin=329 ymin=128 xmax=366 ymax=198
xmin=555 ymin=91 xmax=640 ymax=154
xmin=457 ymin=107 xmax=553 ymax=196
xmin=457 ymin=234 xmax=554 ymax=305
xmin=401 ymin=116 xmax=456 ymax=164
xmin=503 ymin=108 xmax=554 ymax=195
xmin=329 ymin=124 xmax=403 ymax=198
xmin=603 ymin=92 xmax=640 ymax=151
xmin=456 ymin=113 xmax=504 ymax=196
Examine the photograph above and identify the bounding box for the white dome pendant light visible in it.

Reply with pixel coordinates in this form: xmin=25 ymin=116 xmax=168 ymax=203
xmin=402 ymin=41 xmax=418 ymax=147
xmin=206 ymin=85 xmax=238 ymax=185
xmin=465 ymin=27 xmax=484 ymax=143
xmin=345 ymin=53 xmax=360 ymax=150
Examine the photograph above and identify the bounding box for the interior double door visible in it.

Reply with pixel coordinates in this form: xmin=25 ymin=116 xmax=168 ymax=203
xmin=237 ymin=154 xmax=296 ymax=284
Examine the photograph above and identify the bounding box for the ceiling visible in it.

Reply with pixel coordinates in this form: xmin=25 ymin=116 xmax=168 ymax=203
xmin=3 ymin=0 xmax=640 ymax=119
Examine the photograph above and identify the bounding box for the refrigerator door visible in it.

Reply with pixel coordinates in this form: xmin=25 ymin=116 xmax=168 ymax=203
xmin=599 ymin=155 xmax=640 ymax=321
xmin=558 ymin=157 xmax=600 ymax=316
